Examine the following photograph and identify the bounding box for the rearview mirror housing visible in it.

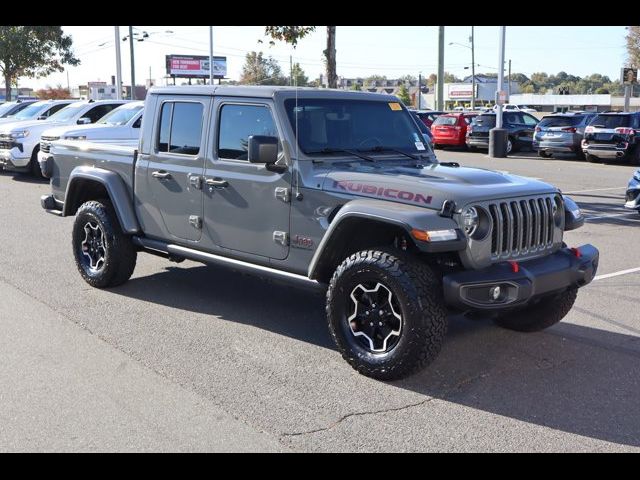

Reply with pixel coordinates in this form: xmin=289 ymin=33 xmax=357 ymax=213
xmin=77 ymin=117 xmax=91 ymax=125
xmin=248 ymin=135 xmax=278 ymax=165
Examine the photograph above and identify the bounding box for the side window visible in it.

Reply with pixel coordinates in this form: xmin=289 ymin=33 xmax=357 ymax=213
xmin=218 ymin=104 xmax=277 ymax=160
xmin=521 ymin=114 xmax=538 ymax=126
xmin=504 ymin=112 xmax=519 ymax=124
xmin=632 ymin=115 xmax=640 ymax=129
xmin=156 ymin=101 xmax=203 ymax=156
xmin=132 ymin=115 xmax=142 ymax=129
xmin=84 ymin=104 xmax=118 ymax=123
xmin=44 ymin=103 xmax=68 ymax=117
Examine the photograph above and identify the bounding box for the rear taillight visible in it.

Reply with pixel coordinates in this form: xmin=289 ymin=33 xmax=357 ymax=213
xmin=615 ymin=127 xmax=635 ymax=135
xmin=561 ymin=127 xmax=577 ymax=133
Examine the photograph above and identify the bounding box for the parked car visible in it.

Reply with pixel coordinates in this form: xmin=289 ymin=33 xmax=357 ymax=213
xmin=0 ymin=99 xmax=38 ymax=120
xmin=0 ymin=99 xmax=74 ymax=126
xmin=533 ymin=112 xmax=597 ymax=159
xmin=624 ymin=169 xmax=640 ymax=214
xmin=40 ymin=85 xmax=597 ymax=381
xmin=517 ymin=105 xmax=538 ymax=113
xmin=466 ymin=111 xmax=539 ymax=153
xmin=413 ymin=109 xmax=446 ymax=128
xmin=38 ymin=102 xmax=144 ymax=170
xmin=409 ymin=110 xmax=434 ymax=147
xmin=432 ymin=112 xmax=477 ymax=149
xmin=581 ymin=112 xmax=640 ymax=164
xmin=493 ymin=104 xmax=520 ymax=112
xmin=0 ymin=99 xmax=128 ymax=176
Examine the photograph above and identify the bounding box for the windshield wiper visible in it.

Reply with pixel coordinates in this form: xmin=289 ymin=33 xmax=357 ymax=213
xmin=359 ymin=145 xmax=419 ymax=161
xmin=305 ymin=147 xmax=376 ymax=162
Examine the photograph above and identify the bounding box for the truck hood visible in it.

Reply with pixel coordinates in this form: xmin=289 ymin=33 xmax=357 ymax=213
xmin=321 ymin=161 xmax=558 ymax=209
xmin=0 ymin=118 xmax=63 ymax=134
xmin=42 ymin=124 xmax=129 ymax=139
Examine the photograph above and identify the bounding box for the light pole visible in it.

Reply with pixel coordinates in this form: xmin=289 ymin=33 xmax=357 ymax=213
xmin=489 ymin=26 xmax=507 ymax=158
xmin=449 ymin=27 xmax=476 ymax=110
xmin=437 ymin=27 xmax=444 ymax=111
xmin=122 ymin=28 xmax=174 ymax=99
xmin=114 ymin=26 xmax=123 ymax=99
xmin=209 ymin=26 xmax=214 ymax=85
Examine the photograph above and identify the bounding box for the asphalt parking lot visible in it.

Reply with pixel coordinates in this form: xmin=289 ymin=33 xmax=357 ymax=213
xmin=1 ymin=149 xmax=639 ymax=452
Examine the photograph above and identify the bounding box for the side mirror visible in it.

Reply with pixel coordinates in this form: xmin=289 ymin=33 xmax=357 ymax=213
xmin=77 ymin=117 xmax=91 ymax=125
xmin=562 ymin=195 xmax=584 ymax=231
xmin=248 ymin=135 xmax=278 ymax=165
xmin=37 ymin=115 xmax=48 ymax=120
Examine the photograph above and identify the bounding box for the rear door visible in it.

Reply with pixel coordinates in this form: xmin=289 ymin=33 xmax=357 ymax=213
xmin=146 ymin=97 xmax=209 ymax=242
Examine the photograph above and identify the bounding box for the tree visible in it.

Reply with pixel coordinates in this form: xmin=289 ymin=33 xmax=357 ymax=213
xmin=443 ymin=72 xmax=462 ymax=83
xmin=289 ymin=62 xmax=308 ymax=86
xmin=0 ymin=26 xmax=79 ymax=101
xmin=398 ymin=74 xmax=416 ymax=85
xmin=265 ymin=25 xmax=338 ymax=89
xmin=365 ymin=75 xmax=387 ymax=87
xmin=239 ymin=51 xmax=286 ymax=86
xmin=36 ymin=84 xmax=71 ymax=99
xmin=426 ymin=73 xmax=437 ymax=86
xmin=626 ymin=26 xmax=640 ymax=67
xmin=396 ymin=84 xmax=411 ymax=106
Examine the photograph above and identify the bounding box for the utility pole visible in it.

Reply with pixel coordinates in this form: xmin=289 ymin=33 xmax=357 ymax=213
xmin=417 ymin=72 xmax=422 ymax=109
xmin=209 ymin=26 xmax=214 ymax=85
xmin=437 ymin=26 xmax=444 ymax=111
xmin=66 ymin=70 xmax=70 ymax=94
xmin=508 ymin=59 xmax=512 ymax=99
xmin=624 ymin=84 xmax=631 ymax=112
xmin=489 ymin=26 xmax=507 ymax=158
xmin=114 ymin=26 xmax=123 ymax=100
xmin=129 ymin=26 xmax=136 ymax=100
xmin=471 ymin=26 xmax=475 ymax=111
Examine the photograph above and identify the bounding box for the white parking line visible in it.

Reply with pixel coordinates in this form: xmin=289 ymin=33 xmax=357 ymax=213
xmin=594 ymin=267 xmax=640 ymax=281
xmin=564 ymin=186 xmax=626 ymax=194
xmin=584 ymin=212 xmax=639 ymax=221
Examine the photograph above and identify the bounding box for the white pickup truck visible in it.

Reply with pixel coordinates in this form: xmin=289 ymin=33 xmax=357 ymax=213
xmin=0 ymin=99 xmax=128 ymax=176
xmin=38 ymin=102 xmax=144 ymax=170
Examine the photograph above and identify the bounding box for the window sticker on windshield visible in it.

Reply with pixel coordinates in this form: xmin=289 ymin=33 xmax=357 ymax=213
xmin=412 ymin=132 xmax=420 ymax=142
xmin=415 ymin=142 xmax=426 ymax=151
xmin=388 ymin=102 xmax=402 ymax=111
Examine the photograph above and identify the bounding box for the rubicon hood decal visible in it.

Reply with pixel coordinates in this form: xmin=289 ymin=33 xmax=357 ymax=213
xmin=332 ymin=180 xmax=432 ymax=204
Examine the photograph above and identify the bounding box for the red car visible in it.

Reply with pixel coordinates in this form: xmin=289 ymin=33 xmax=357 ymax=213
xmin=432 ymin=113 xmax=477 ymax=149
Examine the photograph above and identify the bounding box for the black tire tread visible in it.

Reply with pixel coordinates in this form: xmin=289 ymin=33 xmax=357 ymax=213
xmin=73 ymin=199 xmax=137 ymax=288
xmin=326 ymin=248 xmax=447 ymax=380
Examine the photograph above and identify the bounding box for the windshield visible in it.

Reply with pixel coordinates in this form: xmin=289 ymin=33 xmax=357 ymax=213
xmin=0 ymin=102 xmax=18 ymax=118
xmin=284 ymin=98 xmax=429 ymax=155
xmin=97 ymin=104 xmax=143 ymax=125
xmin=12 ymin=102 xmax=48 ymax=120
xmin=48 ymin=103 xmax=86 ymax=122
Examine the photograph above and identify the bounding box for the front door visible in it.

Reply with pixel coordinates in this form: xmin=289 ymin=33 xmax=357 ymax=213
xmin=203 ymin=99 xmax=291 ymax=259
xmin=146 ymin=97 xmax=209 ymax=242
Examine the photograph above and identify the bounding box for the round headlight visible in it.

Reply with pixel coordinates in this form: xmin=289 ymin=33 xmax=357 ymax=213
xmin=462 ymin=206 xmax=479 ymax=236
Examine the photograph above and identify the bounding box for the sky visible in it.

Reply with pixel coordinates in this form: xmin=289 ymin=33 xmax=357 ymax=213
xmin=19 ymin=26 xmax=630 ymax=90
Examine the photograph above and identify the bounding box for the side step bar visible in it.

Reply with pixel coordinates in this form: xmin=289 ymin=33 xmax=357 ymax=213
xmin=132 ymin=236 xmax=324 ymax=291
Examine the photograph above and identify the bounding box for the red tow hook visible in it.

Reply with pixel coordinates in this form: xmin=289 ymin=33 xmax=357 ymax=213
xmin=508 ymin=260 xmax=519 ymax=273
xmin=570 ymin=247 xmax=582 ymax=258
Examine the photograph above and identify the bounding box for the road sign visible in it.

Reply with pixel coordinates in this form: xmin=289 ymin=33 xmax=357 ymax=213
xmin=621 ymin=67 xmax=638 ymax=84
xmin=495 ymin=90 xmax=507 ymax=105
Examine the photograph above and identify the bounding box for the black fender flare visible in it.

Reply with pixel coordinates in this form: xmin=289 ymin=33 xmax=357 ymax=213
xmin=63 ymin=166 xmax=141 ymax=235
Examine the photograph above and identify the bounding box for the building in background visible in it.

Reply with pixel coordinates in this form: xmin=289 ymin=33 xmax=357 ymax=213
xmin=508 ymin=93 xmax=640 ymax=112
xmin=0 ymin=87 xmax=36 ymax=102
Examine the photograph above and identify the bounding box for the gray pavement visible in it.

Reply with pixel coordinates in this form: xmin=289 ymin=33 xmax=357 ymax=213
xmin=0 ymin=149 xmax=639 ymax=452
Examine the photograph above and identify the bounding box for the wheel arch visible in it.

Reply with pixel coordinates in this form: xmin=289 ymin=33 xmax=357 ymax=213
xmin=63 ymin=166 xmax=141 ymax=235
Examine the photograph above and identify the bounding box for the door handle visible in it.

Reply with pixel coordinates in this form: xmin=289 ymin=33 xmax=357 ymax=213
xmin=152 ymin=170 xmax=172 ymax=180
xmin=205 ymin=178 xmax=229 ymax=188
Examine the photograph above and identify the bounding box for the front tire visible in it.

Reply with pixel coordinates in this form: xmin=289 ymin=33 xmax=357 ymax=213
xmin=326 ymin=249 xmax=448 ymax=381
xmin=493 ymin=288 xmax=577 ymax=332
xmin=72 ymin=199 xmax=137 ymax=288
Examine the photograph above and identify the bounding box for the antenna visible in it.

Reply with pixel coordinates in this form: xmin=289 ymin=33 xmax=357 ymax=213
xmin=294 ymin=55 xmax=302 ymax=201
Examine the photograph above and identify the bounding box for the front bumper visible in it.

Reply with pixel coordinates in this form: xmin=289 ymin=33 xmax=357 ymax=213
xmin=37 ymin=150 xmax=54 ymax=178
xmin=443 ymin=245 xmax=599 ymax=311
xmin=0 ymin=147 xmax=31 ymax=171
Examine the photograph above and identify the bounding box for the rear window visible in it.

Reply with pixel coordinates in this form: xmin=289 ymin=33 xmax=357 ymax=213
xmin=590 ymin=115 xmax=631 ymax=129
xmin=472 ymin=115 xmax=496 ymax=127
xmin=538 ymin=116 xmax=584 ymax=128
xmin=433 ymin=115 xmax=458 ymax=126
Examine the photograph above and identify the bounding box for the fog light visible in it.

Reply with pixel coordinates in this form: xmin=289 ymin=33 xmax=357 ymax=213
xmin=489 ymin=285 xmax=501 ymax=301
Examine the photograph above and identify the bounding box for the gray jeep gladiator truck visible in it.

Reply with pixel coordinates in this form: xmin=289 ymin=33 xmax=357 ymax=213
xmin=40 ymin=86 xmax=599 ymax=380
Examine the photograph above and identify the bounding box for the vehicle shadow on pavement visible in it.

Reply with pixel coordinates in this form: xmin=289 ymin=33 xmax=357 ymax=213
xmin=113 ymin=263 xmax=640 ymax=448
xmin=8 ymin=173 xmax=49 ymax=184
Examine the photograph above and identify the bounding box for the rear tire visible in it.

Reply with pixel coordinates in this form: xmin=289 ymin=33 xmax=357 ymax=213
xmin=494 ymin=288 xmax=577 ymax=332
xmin=72 ymin=199 xmax=137 ymax=288
xmin=538 ymin=150 xmax=552 ymax=158
xmin=326 ymin=249 xmax=448 ymax=381
xmin=585 ymin=153 xmax=601 ymax=163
